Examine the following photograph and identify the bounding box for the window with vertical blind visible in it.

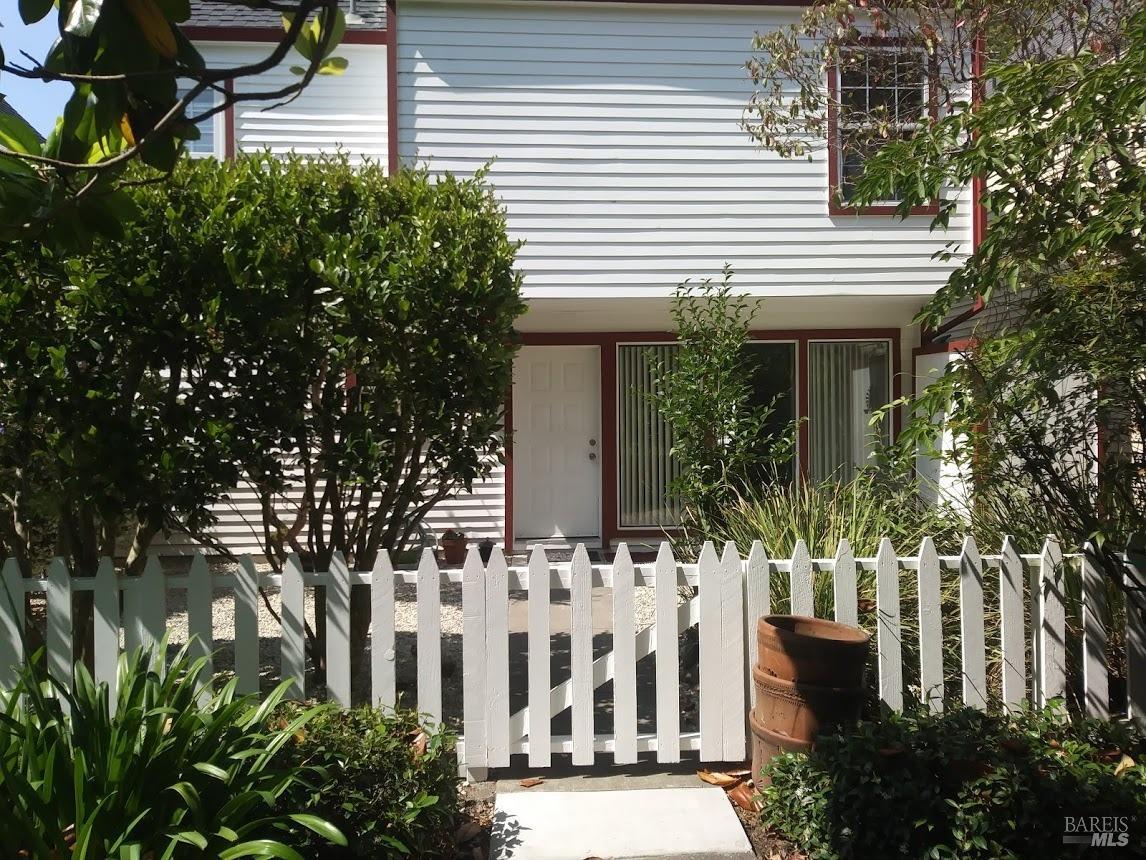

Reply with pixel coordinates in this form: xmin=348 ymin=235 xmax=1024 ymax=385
xmin=808 ymin=340 xmax=892 ymax=483
xmin=616 ymin=342 xmax=796 ymax=528
xmin=617 ymin=344 xmax=682 ymax=528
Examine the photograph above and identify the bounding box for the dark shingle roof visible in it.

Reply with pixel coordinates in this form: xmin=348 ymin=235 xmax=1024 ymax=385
xmin=0 ymin=95 xmax=45 ymax=143
xmin=187 ymin=0 xmax=385 ymax=31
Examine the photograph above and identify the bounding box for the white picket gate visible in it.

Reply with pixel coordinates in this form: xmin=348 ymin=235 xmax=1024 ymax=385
xmin=1 ymin=536 xmax=1144 ymax=781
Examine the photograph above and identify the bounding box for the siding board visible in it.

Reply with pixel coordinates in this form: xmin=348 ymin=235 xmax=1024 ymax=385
xmin=399 ymin=1 xmax=970 ymax=301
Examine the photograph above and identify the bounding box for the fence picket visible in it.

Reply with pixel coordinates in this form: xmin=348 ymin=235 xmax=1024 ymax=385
xmin=1039 ymin=537 xmax=1067 ymax=704
xmin=875 ymin=538 xmax=902 ymax=710
xmin=462 ymin=548 xmax=488 ymax=777
xmin=744 ymin=542 xmax=769 ymax=710
xmin=6 ymin=535 xmax=1139 ymax=778
xmin=1081 ymin=542 xmax=1109 ymax=719
xmin=719 ymin=542 xmax=746 ymax=761
xmin=0 ymin=559 xmax=24 ymax=691
xmin=485 ymin=547 xmax=511 ymax=768
xmin=999 ymin=536 xmax=1026 ymax=711
xmin=833 ymin=539 xmax=857 ymax=626
xmin=915 ymin=538 xmax=943 ymax=712
xmin=655 ymin=542 xmax=681 ymax=763
xmin=326 ymin=552 xmax=352 ymax=708
xmin=612 ymin=544 xmax=638 ymax=765
xmin=790 ymin=539 xmax=814 ymax=617
xmin=186 ymin=554 xmax=213 ymax=687
xmin=93 ymin=559 xmax=120 ymax=707
xmin=370 ymin=552 xmax=396 ymax=708
xmin=281 ymin=554 xmax=306 ymax=700
xmin=417 ymin=548 xmax=443 ymax=724
xmin=959 ymin=536 xmax=987 ymax=710
xmin=234 ymin=556 xmax=259 ymax=695
xmin=527 ymin=545 xmax=551 ymax=767
xmin=46 ymin=559 xmax=72 ymax=691
xmin=1123 ymin=535 xmax=1146 ymax=731
xmin=698 ymin=541 xmax=722 ymax=759
xmin=570 ymin=544 xmax=594 ymax=766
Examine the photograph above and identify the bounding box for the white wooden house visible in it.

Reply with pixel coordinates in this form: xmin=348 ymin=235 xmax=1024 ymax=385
xmin=178 ymin=0 xmax=977 ymax=553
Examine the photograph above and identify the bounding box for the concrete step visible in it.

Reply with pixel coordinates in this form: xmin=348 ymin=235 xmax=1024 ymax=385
xmin=491 ymin=785 xmax=755 ymax=860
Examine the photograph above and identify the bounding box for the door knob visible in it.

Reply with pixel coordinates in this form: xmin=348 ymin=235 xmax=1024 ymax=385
xmin=589 ymin=438 xmax=597 ymax=446
xmin=589 ymin=452 xmax=597 ymax=461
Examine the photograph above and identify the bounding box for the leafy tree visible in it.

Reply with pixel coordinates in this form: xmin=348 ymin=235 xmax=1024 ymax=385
xmin=237 ymin=158 xmax=524 ymax=670
xmin=0 ymin=154 xmax=524 ymax=675
xmin=0 ymin=0 xmax=348 ymax=244
xmin=652 ymin=266 xmax=796 ymax=541
xmin=857 ymin=11 xmax=1146 ymax=594
xmin=0 ymin=155 xmax=312 ymax=658
xmin=744 ymin=0 xmax=1136 ymax=166
xmin=746 ymin=2 xmax=1145 ymax=590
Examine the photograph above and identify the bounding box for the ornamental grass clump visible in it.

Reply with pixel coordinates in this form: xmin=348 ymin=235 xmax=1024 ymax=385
xmin=0 ymin=643 xmax=344 ymax=858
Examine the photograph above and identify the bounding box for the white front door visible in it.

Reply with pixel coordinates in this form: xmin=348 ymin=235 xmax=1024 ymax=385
xmin=512 ymin=346 xmax=601 ymax=540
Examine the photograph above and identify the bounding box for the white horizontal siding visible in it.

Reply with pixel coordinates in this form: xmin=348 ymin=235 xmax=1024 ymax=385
xmin=195 ymin=42 xmax=388 ymax=162
xmin=398 ymin=0 xmax=972 ymax=299
xmin=153 ymin=466 xmax=505 ymax=556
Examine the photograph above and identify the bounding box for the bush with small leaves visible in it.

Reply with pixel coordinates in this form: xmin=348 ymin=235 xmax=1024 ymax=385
xmin=275 ymin=704 xmax=459 ymax=857
xmin=760 ymin=704 xmax=1146 ymax=859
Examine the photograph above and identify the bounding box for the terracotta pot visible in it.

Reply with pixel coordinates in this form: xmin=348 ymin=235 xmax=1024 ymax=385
xmin=757 ymin=614 xmax=870 ymax=687
xmin=749 ymin=710 xmax=813 ymax=785
xmin=752 ymin=664 xmax=865 ymax=740
xmin=441 ymin=537 xmax=468 ymax=565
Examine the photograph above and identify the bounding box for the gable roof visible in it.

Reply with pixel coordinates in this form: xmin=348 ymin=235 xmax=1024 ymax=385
xmin=0 ymin=95 xmax=45 ymax=143
xmin=187 ymin=0 xmax=386 ymax=32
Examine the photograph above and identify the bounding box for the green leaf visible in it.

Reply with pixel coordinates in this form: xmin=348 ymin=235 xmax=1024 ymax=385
xmin=318 ymin=56 xmax=349 ymax=76
xmin=18 ymin=0 xmax=54 ymax=24
xmin=0 ymin=112 xmax=43 ymax=157
xmin=218 ymin=841 xmax=305 ymax=860
xmin=193 ymin=762 xmax=230 ymax=781
xmin=64 ymin=0 xmax=105 ymax=37
xmin=287 ymin=814 xmax=348 ymax=846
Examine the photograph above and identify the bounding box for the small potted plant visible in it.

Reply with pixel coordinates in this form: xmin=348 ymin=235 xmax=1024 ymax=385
xmin=479 ymin=537 xmax=496 ymax=563
xmin=440 ymin=529 xmax=468 ymax=565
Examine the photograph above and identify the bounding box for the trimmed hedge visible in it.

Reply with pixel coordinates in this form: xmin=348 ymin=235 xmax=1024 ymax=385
xmin=276 ymin=705 xmax=459 ymax=858
xmin=760 ymin=705 xmax=1146 ymax=859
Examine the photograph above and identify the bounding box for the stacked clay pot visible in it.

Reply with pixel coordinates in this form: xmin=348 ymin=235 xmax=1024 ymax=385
xmin=750 ymin=614 xmax=870 ymax=784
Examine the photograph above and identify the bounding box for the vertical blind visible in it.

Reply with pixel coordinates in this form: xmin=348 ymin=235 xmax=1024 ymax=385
xmin=809 ymin=341 xmax=892 ymax=483
xmin=618 ymin=345 xmax=682 ymax=528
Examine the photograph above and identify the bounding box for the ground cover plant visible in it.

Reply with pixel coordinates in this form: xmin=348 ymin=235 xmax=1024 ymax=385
xmin=0 ymin=643 xmax=342 ymax=858
xmin=275 ymin=704 xmax=459 ymax=858
xmin=760 ymin=704 xmax=1146 ymax=859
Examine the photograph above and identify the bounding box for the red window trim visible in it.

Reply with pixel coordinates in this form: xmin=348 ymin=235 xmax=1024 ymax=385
xmin=826 ymin=41 xmax=940 ymax=217
xmin=506 ymin=328 xmax=903 ymax=550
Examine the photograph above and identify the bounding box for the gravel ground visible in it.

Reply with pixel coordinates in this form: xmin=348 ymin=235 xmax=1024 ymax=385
xmin=160 ymin=559 xmax=660 ymax=725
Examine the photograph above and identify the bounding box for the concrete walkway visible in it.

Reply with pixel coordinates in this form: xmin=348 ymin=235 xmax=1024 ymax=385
xmin=490 ymin=774 xmax=754 ymax=860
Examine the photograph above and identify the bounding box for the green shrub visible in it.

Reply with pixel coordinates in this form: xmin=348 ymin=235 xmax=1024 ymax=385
xmin=276 ymin=704 xmax=459 ymax=858
xmin=760 ymin=705 xmax=1146 ymax=859
xmin=0 ymin=644 xmax=343 ymax=858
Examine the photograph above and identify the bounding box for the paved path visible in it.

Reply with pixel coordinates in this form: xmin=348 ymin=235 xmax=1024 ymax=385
xmin=490 ymin=778 xmax=754 ymax=860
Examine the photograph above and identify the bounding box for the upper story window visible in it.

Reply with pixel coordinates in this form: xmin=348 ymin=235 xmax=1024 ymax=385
xmin=829 ymin=46 xmax=936 ymax=215
xmin=177 ymin=84 xmax=221 ymax=159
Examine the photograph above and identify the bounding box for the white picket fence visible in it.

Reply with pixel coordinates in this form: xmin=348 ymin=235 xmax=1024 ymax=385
xmin=1 ymin=536 xmax=1144 ymax=780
